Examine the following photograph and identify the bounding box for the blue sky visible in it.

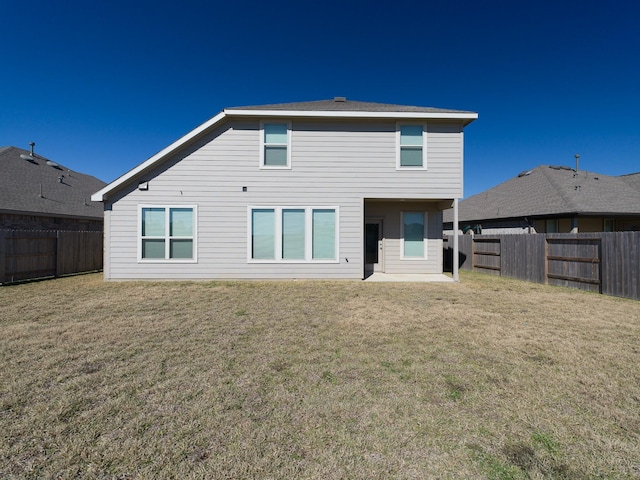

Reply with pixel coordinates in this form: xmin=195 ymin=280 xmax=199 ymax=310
xmin=2 ymin=0 xmax=638 ymax=197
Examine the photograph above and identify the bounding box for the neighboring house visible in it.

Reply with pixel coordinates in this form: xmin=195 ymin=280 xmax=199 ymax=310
xmin=0 ymin=145 xmax=106 ymax=231
xmin=443 ymin=165 xmax=640 ymax=234
xmin=92 ymin=98 xmax=477 ymax=280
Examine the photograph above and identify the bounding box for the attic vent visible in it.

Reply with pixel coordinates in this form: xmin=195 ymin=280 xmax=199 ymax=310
xmin=518 ymin=170 xmax=533 ymax=177
xmin=333 ymin=96 xmax=346 ymax=102
xmin=46 ymin=160 xmax=62 ymax=170
xmin=20 ymin=141 xmax=37 ymax=162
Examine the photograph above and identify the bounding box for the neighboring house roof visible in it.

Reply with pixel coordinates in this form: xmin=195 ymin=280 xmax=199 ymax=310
xmin=444 ymin=165 xmax=640 ymax=223
xmin=0 ymin=146 xmax=106 ymax=219
xmin=620 ymin=172 xmax=640 ymax=192
xmin=92 ymin=98 xmax=478 ymax=202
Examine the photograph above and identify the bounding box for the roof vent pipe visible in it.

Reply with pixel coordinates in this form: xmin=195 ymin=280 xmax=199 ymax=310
xmin=574 ymin=153 xmax=580 ymax=173
xmin=21 ymin=141 xmax=37 ymax=162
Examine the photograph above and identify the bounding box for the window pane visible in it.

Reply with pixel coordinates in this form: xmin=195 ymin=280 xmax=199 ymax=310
xmin=400 ymin=125 xmax=423 ymax=146
xmin=264 ymin=146 xmax=288 ymax=166
xmin=142 ymin=239 xmax=165 ymax=258
xmin=400 ymin=147 xmax=423 ymax=167
xmin=170 ymin=208 xmax=193 ymax=236
xmin=264 ymin=124 xmax=288 ymax=144
xmin=170 ymin=239 xmax=193 ymax=259
xmin=604 ymin=219 xmax=614 ymax=232
xmin=282 ymin=209 xmax=305 ymax=259
xmin=312 ymin=209 xmax=336 ymax=259
xmin=404 ymin=212 xmax=424 ymax=258
xmin=142 ymin=208 xmax=165 ymax=236
xmin=252 ymin=209 xmax=275 ymax=259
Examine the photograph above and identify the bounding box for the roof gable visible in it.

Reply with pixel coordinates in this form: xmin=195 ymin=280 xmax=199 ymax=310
xmin=0 ymin=146 xmax=106 ymax=219
xmin=93 ymin=99 xmax=477 ymax=201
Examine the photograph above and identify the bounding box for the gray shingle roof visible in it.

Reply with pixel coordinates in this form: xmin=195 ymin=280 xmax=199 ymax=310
xmin=0 ymin=146 xmax=106 ymax=219
xmin=620 ymin=172 xmax=640 ymax=192
xmin=226 ymin=98 xmax=475 ymax=114
xmin=445 ymin=165 xmax=640 ymax=223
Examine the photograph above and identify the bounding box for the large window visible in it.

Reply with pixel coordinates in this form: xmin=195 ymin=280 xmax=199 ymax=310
xmin=260 ymin=122 xmax=291 ymax=168
xmin=249 ymin=206 xmax=338 ymax=262
xmin=401 ymin=211 xmax=426 ymax=259
xmin=397 ymin=124 xmax=426 ymax=168
xmin=140 ymin=206 xmax=196 ymax=261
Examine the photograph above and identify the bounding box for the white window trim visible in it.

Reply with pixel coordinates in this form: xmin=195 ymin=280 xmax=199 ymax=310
xmin=138 ymin=205 xmax=198 ymax=263
xmin=259 ymin=121 xmax=292 ymax=169
xmin=400 ymin=211 xmax=428 ymax=260
xmin=396 ymin=123 xmax=427 ymax=170
xmin=247 ymin=206 xmax=339 ymax=263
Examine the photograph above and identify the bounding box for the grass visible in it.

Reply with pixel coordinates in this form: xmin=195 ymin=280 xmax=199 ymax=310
xmin=1 ymin=272 xmax=639 ymax=479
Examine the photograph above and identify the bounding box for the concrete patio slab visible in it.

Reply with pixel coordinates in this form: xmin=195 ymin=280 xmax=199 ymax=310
xmin=364 ymin=273 xmax=455 ymax=282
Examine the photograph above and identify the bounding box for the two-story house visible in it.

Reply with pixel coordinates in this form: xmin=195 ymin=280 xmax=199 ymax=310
xmin=91 ymin=99 xmax=477 ymax=280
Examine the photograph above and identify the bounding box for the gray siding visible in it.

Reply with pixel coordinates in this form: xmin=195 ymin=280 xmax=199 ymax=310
xmin=365 ymin=201 xmax=443 ymax=274
xmin=105 ymin=119 xmax=464 ymax=280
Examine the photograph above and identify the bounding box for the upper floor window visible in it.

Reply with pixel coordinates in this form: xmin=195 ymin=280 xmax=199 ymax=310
xmin=260 ymin=122 xmax=291 ymax=169
xmin=139 ymin=206 xmax=197 ymax=262
xmin=397 ymin=124 xmax=426 ymax=169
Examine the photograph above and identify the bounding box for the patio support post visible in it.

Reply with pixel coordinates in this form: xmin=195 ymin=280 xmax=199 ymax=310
xmin=453 ymin=198 xmax=459 ymax=282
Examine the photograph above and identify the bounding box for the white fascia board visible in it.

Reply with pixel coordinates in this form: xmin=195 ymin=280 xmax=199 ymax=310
xmin=91 ymin=112 xmax=227 ymax=201
xmin=224 ymin=109 xmax=478 ymax=121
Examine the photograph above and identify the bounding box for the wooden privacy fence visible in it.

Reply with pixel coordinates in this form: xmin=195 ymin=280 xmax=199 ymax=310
xmin=444 ymin=232 xmax=640 ymax=300
xmin=0 ymin=230 xmax=103 ymax=284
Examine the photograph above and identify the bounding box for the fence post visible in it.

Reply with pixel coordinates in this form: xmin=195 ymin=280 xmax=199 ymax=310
xmin=499 ymin=237 xmax=503 ymax=275
xmin=55 ymin=230 xmax=60 ymax=278
xmin=543 ymin=234 xmax=549 ymax=284
xmin=470 ymin=236 xmax=475 ymax=271
xmin=598 ymin=236 xmax=603 ymax=294
xmin=0 ymin=230 xmax=6 ymax=284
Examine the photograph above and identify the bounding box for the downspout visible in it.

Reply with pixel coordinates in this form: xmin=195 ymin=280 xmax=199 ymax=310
xmin=453 ymin=198 xmax=459 ymax=282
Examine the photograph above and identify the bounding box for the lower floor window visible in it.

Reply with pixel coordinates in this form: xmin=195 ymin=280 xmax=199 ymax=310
xmin=402 ymin=211 xmax=427 ymax=258
xmin=250 ymin=206 xmax=338 ymax=262
xmin=140 ymin=206 xmax=196 ymax=261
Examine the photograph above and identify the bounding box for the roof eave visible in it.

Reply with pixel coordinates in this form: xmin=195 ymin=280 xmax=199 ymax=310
xmin=225 ymin=108 xmax=478 ymax=123
xmin=0 ymin=208 xmax=103 ymax=221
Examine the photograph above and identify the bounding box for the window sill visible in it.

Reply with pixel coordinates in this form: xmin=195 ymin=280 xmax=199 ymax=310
xmin=396 ymin=166 xmax=427 ymax=171
xmin=248 ymin=259 xmax=339 ymax=264
xmin=138 ymin=259 xmax=198 ymax=264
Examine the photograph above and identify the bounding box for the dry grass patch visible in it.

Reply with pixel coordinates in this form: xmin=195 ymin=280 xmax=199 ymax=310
xmin=1 ymin=272 xmax=639 ymax=479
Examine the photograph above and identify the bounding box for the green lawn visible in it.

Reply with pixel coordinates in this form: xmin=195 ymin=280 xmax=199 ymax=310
xmin=1 ymin=272 xmax=639 ymax=479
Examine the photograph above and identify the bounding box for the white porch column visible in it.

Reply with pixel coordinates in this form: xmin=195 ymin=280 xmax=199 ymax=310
xmin=453 ymin=198 xmax=460 ymax=282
